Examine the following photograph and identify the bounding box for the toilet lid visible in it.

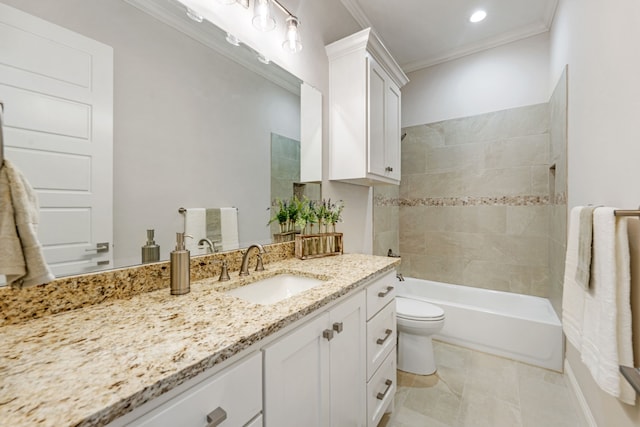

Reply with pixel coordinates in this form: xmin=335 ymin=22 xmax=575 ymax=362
xmin=396 ymin=297 xmax=445 ymax=321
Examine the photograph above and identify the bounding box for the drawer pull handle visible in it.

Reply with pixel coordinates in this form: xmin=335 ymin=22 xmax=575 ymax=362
xmin=385 ymin=166 xmax=394 ymax=172
xmin=377 ymin=286 xmax=394 ymax=298
xmin=323 ymin=329 xmax=334 ymax=341
xmin=376 ymin=329 xmax=393 ymax=345
xmin=206 ymin=407 xmax=227 ymax=427
xmin=376 ymin=379 xmax=393 ymax=400
xmin=333 ymin=322 xmax=344 ymax=333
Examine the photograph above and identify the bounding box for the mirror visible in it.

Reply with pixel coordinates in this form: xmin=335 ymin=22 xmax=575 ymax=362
xmin=269 ymin=133 xmax=321 ymax=239
xmin=0 ymin=0 xmax=316 ymax=279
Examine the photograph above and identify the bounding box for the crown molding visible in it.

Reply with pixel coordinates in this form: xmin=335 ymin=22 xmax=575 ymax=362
xmin=402 ymin=23 xmax=550 ymax=73
xmin=338 ymin=0 xmax=370 ymax=29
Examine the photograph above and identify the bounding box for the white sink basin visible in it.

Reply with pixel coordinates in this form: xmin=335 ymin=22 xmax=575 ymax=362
xmin=226 ymin=274 xmax=325 ymax=305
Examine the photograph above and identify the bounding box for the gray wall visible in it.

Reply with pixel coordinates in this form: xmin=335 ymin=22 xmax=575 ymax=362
xmin=1 ymin=0 xmax=301 ymax=266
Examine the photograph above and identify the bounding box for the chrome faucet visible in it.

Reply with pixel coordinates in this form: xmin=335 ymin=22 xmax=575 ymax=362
xmin=396 ymin=273 xmax=405 ymax=282
xmin=239 ymin=244 xmax=266 ymax=276
xmin=198 ymin=238 xmax=215 ymax=254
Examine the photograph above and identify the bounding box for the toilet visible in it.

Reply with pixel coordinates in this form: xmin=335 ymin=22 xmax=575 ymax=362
xmin=396 ymin=296 xmax=445 ymax=375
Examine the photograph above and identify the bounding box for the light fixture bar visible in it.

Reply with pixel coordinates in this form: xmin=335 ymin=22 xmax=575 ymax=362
xmin=271 ymin=0 xmax=296 ymax=20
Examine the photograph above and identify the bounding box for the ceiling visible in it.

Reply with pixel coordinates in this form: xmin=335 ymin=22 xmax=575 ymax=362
xmin=339 ymin=0 xmax=558 ymax=73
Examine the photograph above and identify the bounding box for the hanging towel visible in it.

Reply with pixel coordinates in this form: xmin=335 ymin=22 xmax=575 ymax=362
xmin=0 ymin=160 xmax=54 ymax=288
xmin=183 ymin=208 xmax=207 ymax=255
xmin=220 ymin=207 xmax=239 ymax=251
xmin=576 ymin=206 xmax=597 ymax=289
xmin=581 ymin=207 xmax=634 ymax=405
xmin=562 ymin=206 xmax=587 ymax=350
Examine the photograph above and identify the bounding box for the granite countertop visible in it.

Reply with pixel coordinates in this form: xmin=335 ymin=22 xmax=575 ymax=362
xmin=0 ymin=254 xmax=399 ymax=427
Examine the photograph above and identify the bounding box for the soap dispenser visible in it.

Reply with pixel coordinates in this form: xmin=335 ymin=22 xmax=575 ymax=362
xmin=141 ymin=229 xmax=160 ymax=263
xmin=170 ymin=232 xmax=191 ymax=295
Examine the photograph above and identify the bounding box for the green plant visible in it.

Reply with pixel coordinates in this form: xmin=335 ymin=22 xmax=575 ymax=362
xmin=268 ymin=198 xmax=289 ymax=226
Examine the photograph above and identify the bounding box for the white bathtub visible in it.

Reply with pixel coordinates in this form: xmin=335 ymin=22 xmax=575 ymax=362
xmin=397 ymin=277 xmax=563 ymax=372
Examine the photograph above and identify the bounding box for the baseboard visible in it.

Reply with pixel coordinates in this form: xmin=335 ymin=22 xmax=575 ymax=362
xmin=565 ymin=358 xmax=598 ymax=427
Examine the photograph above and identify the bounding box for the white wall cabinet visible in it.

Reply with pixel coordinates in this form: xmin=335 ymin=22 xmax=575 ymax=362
xmin=263 ymin=291 xmax=366 ymax=427
xmin=326 ymin=28 xmax=408 ymax=186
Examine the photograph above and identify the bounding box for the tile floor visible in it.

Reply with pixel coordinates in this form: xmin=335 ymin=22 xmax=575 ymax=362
xmin=379 ymin=341 xmax=584 ymax=427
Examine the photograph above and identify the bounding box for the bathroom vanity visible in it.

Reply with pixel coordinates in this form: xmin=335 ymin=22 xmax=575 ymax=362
xmin=0 ymin=253 xmax=399 ymax=427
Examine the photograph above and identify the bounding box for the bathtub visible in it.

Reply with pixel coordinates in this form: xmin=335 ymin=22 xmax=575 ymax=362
xmin=397 ymin=277 xmax=563 ymax=372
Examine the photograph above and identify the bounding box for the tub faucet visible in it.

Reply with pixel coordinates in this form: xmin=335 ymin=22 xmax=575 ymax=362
xmin=396 ymin=273 xmax=405 ymax=282
xmin=239 ymin=244 xmax=266 ymax=276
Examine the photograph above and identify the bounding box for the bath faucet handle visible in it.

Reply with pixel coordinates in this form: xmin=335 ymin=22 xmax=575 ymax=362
xmin=255 ymin=253 xmax=265 ymax=272
xmin=218 ymin=260 xmax=230 ymax=282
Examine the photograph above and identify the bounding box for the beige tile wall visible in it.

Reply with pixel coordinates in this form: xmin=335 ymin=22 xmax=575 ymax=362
xmin=374 ymin=97 xmax=567 ymax=303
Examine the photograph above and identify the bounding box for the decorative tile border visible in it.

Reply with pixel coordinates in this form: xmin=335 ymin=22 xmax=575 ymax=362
xmin=374 ymin=193 xmax=567 ymax=207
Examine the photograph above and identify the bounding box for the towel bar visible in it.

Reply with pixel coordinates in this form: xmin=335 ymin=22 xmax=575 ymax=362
xmin=614 ymin=210 xmax=640 ymax=217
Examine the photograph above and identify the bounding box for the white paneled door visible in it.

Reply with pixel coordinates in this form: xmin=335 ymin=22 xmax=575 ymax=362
xmin=0 ymin=3 xmax=113 ymax=276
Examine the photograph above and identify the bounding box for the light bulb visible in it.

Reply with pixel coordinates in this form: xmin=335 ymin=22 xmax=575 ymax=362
xmin=282 ymin=16 xmax=302 ymax=54
xmin=252 ymin=0 xmax=276 ymax=32
xmin=469 ymin=10 xmax=487 ymax=23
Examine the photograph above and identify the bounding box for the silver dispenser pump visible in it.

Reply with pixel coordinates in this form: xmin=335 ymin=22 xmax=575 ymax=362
xmin=141 ymin=229 xmax=160 ymax=263
xmin=170 ymin=232 xmax=191 ymax=295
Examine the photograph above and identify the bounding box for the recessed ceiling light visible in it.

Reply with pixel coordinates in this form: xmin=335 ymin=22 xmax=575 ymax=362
xmin=469 ymin=10 xmax=487 ymax=23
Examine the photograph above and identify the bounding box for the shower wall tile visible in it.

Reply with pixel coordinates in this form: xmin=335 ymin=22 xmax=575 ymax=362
xmin=485 ymin=134 xmax=550 ymax=169
xmin=442 ymin=104 xmax=549 ymax=146
xmin=462 ymin=261 xmax=541 ymax=294
xmin=531 ymin=165 xmax=551 ymax=195
xmin=506 ymin=206 xmax=550 ymax=237
xmin=426 ymin=144 xmax=485 ymax=172
xmin=372 ymin=99 xmax=567 ymax=299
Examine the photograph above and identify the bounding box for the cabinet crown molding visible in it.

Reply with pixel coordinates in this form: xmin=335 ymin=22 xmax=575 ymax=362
xmin=326 ymin=28 xmax=409 ymax=88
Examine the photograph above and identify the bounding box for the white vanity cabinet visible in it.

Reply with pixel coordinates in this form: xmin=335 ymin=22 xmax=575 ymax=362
xmin=124 ymin=352 xmax=262 ymax=427
xmin=263 ymin=291 xmax=366 ymax=427
xmin=326 ymin=28 xmax=408 ymax=186
xmin=365 ymin=270 xmax=398 ymax=426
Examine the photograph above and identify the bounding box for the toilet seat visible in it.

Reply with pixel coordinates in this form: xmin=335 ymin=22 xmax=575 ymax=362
xmin=396 ymin=297 xmax=444 ymax=321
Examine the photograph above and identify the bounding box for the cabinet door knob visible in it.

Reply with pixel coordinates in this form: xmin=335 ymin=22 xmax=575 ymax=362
xmin=376 ymin=379 xmax=393 ymax=400
xmin=332 ymin=322 xmax=344 ymax=333
xmin=377 ymin=286 xmax=394 ymax=298
xmin=206 ymin=407 xmax=227 ymax=427
xmin=323 ymin=329 xmax=334 ymax=341
xmin=376 ymin=328 xmax=393 ymax=345
xmin=385 ymin=166 xmax=393 ymax=172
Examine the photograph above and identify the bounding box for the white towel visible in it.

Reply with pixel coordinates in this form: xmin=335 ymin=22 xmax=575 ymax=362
xmin=581 ymin=207 xmax=634 ymax=405
xmin=562 ymin=206 xmax=587 ymax=350
xmin=220 ymin=207 xmax=239 ymax=251
xmin=0 ymin=160 xmax=54 ymax=288
xmin=183 ymin=208 xmax=207 ymax=255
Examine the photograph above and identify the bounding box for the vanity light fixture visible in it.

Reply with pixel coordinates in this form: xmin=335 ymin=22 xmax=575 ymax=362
xmin=215 ymin=0 xmax=303 ymax=54
xmin=252 ymin=0 xmax=276 ymax=31
xmin=469 ymin=10 xmax=487 ymax=23
xmin=185 ymin=7 xmax=203 ymax=23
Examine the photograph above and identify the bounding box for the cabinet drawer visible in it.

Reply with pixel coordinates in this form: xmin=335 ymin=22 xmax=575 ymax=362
xmin=366 ymin=349 xmax=396 ymax=427
xmin=366 ymin=270 xmax=397 ymax=320
xmin=132 ymin=352 xmax=262 ymax=427
xmin=367 ymin=300 xmax=396 ymax=380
